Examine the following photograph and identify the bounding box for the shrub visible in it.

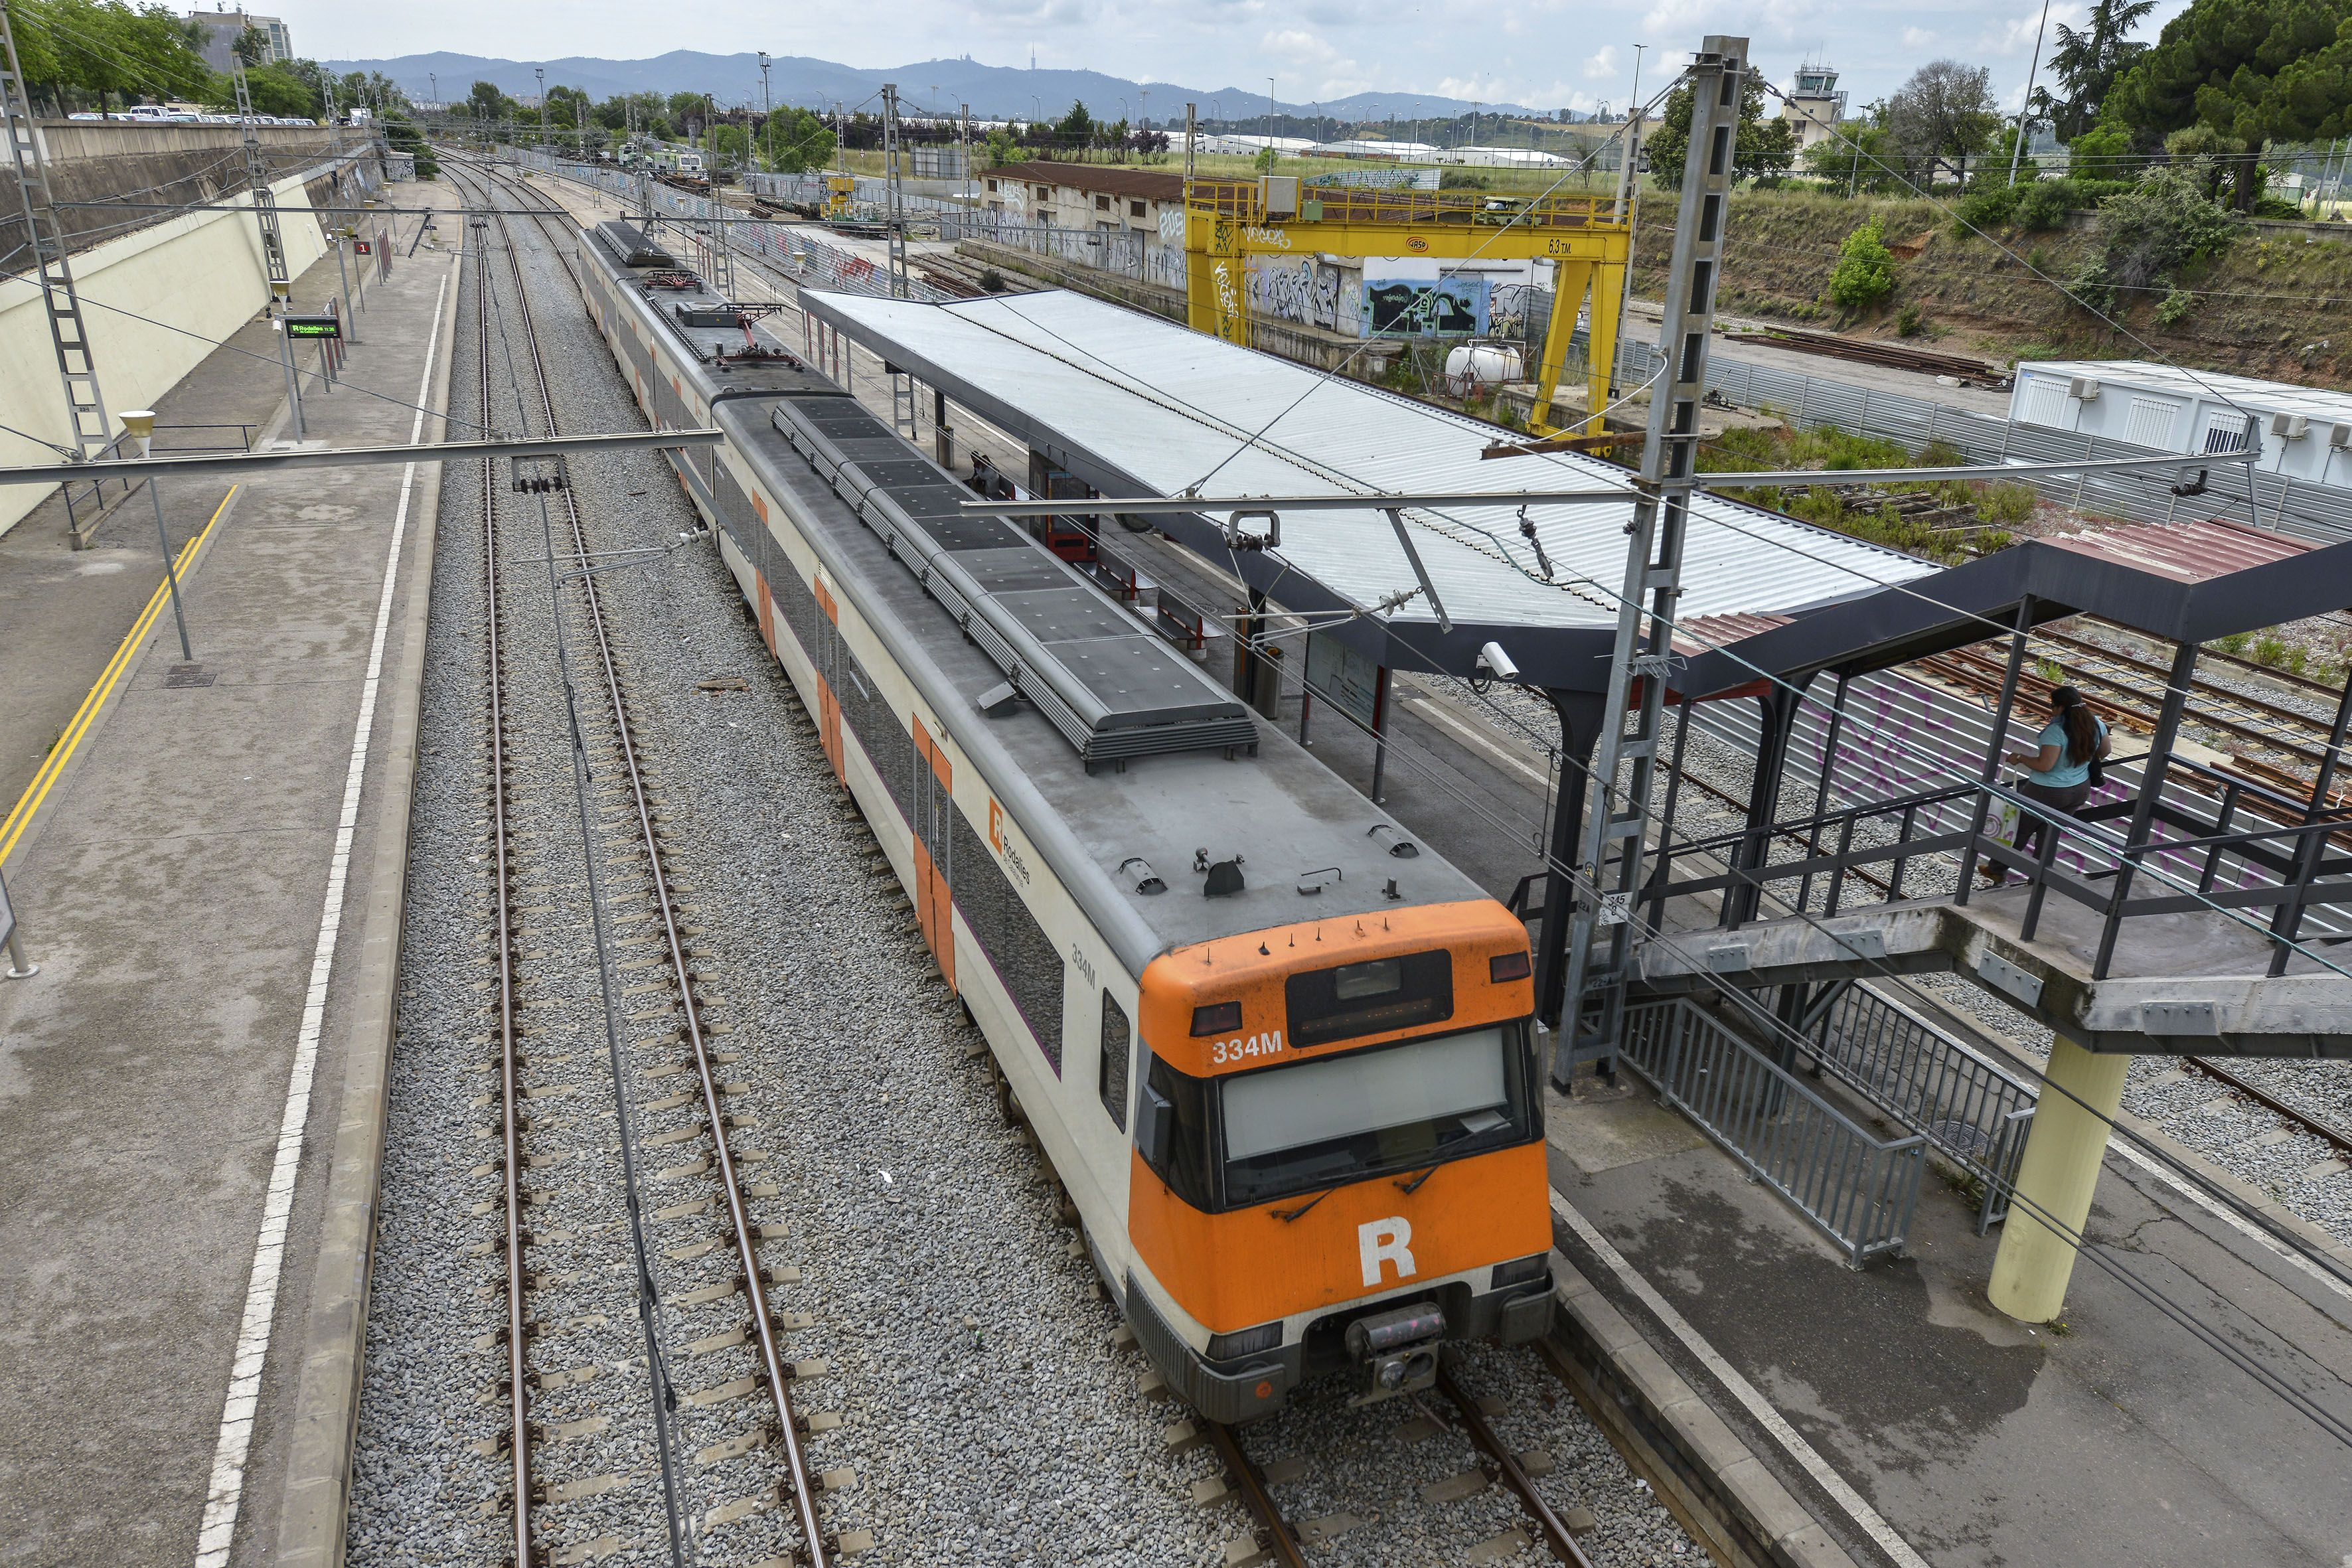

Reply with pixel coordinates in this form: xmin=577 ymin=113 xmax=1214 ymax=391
xmin=2156 ymin=285 xmax=2196 ymax=326
xmin=1953 ymin=183 xmax=2019 ymax=235
xmin=2065 ymin=258 xmax=2118 ymax=317
xmin=1896 ymin=303 xmax=1926 ymax=337
xmin=979 ymin=267 xmax=1006 ymax=293
xmin=2012 ymin=179 xmax=2079 ymax=232
xmin=2094 ymin=165 xmax=2244 ymax=291
xmin=1827 ymin=218 xmax=1898 ymax=311
xmin=1974 ymin=481 xmax=2037 ymax=525
xmin=2214 ymin=631 xmax=2252 ymax=655
xmin=2252 ymin=634 xmax=2289 ymax=667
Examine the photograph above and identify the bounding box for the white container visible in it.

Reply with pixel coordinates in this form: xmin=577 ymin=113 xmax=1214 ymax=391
xmin=1444 ymin=343 xmax=1524 ymax=388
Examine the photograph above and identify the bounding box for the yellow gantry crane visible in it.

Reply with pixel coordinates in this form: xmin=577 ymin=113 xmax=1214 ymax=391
xmin=1182 ymin=177 xmax=1630 ymax=436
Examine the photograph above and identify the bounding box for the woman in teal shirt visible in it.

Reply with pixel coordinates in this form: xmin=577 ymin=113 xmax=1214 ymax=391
xmin=1986 ymin=684 xmax=2110 ymax=884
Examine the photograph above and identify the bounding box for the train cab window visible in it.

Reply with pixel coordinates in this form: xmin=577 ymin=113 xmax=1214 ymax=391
xmin=1219 ymin=1024 xmax=1536 ymax=1207
xmin=1285 ymin=950 xmax=1453 ymax=1048
xmin=1136 ymin=1053 xmax=1215 ymax=1210
xmin=1099 ymin=990 xmax=1132 ymax=1131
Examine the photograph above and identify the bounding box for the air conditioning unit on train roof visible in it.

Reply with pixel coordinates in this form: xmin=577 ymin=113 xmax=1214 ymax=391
xmin=2067 ymin=376 xmax=2100 ymax=401
xmin=2329 ymin=422 xmax=2352 ymax=449
xmin=2269 ymin=411 xmax=2310 ymax=440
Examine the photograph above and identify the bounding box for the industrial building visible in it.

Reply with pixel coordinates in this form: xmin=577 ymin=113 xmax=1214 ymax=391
xmin=979 ymin=159 xmax=1182 ymax=232
xmin=185 ymin=5 xmax=292 ymax=71
xmin=2013 ymin=360 xmax=2352 ymax=488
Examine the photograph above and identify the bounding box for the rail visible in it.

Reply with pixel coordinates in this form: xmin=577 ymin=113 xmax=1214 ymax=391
xmin=461 ymin=153 xmax=835 ymax=1568
xmin=1621 ymin=996 xmax=1924 ymax=1267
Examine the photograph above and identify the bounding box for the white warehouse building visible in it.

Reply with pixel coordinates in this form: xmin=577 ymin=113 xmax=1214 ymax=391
xmin=2011 ymin=360 xmax=2352 ymax=489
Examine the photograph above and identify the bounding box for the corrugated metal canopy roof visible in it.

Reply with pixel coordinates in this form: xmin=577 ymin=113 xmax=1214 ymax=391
xmin=2047 ymin=518 xmax=2314 ymax=583
xmin=804 ymin=290 xmax=1940 ymax=637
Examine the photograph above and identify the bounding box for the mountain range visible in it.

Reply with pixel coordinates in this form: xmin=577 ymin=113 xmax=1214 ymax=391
xmin=316 ymin=50 xmax=1548 ymax=125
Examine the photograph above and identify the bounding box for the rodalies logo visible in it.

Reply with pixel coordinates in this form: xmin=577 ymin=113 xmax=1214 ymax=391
xmin=1357 ymin=1217 xmax=1417 ymax=1287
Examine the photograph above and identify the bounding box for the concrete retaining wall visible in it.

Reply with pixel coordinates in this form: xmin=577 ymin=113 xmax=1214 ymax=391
xmin=2 ymin=123 xmax=361 ymax=263
xmin=0 ymin=155 xmax=361 ymax=540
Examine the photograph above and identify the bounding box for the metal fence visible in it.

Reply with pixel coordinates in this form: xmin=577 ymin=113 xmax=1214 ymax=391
xmin=1807 ymin=985 xmax=2035 ymax=1232
xmin=1620 ymin=996 xmax=1925 ymax=1267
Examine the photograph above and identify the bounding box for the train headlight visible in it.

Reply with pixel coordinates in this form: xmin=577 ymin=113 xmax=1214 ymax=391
xmin=1491 ymin=1253 xmax=1551 ymax=1291
xmin=1206 ymin=1322 xmax=1282 ymax=1361
xmin=1190 ymin=1001 xmax=1242 ymax=1037
xmin=1488 ymin=951 xmax=1532 ymax=983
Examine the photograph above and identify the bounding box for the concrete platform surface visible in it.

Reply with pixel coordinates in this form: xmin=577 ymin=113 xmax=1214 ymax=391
xmin=0 ymin=195 xmax=461 ymax=1568
xmin=1546 ymin=1080 xmax=2352 ymax=1568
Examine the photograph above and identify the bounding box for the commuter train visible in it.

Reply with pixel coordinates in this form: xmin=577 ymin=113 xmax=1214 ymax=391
xmin=575 ymin=220 xmax=1555 ymax=1421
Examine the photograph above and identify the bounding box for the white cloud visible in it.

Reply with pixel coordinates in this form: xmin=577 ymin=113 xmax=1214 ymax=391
xmin=1585 ymin=45 xmax=1620 ymax=80
xmin=1901 ymin=25 xmax=1934 ymax=46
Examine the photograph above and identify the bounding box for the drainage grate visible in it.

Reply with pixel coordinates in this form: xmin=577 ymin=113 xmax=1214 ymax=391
xmin=164 ymin=664 xmax=216 ymax=688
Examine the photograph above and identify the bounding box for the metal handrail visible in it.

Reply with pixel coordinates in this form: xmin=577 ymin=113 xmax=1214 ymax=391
xmin=1622 ymin=996 xmax=1924 ymax=1267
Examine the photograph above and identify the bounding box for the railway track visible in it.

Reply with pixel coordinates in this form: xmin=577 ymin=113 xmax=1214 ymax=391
xmin=1199 ymin=1357 xmax=1602 ymax=1568
xmin=455 ymin=155 xmax=843 ymax=1568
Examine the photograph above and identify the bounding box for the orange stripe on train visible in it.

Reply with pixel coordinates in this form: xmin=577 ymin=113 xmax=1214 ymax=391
xmin=1127 ymin=1141 xmax=1549 ymax=1333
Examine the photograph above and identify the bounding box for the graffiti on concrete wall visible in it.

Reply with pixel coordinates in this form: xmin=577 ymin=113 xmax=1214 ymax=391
xmin=1365 ymin=275 xmax=1488 ymax=337
xmin=1245 ymin=256 xmax=1354 ymax=335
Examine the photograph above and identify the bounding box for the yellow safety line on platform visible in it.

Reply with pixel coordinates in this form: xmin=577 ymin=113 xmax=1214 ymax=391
xmin=0 ymin=485 xmax=239 ymax=868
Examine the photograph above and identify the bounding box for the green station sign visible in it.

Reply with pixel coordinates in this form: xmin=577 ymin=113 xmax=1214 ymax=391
xmin=285 ymin=314 xmax=342 ymax=339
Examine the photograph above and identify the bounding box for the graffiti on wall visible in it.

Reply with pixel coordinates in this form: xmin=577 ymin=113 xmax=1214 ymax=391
xmin=1245 ymin=256 xmax=1361 ymax=336
xmin=1365 ymin=276 xmax=1488 ymax=337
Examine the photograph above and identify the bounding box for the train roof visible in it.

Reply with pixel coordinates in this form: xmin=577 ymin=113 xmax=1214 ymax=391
xmin=716 ymin=399 xmax=1494 ymax=965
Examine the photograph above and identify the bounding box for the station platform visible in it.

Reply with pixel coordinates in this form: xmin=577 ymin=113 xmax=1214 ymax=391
xmin=0 ymin=185 xmax=461 ymax=1568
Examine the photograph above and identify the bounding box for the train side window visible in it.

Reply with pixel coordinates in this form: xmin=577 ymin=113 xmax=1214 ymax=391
xmin=1099 ymin=990 xmax=1131 ymax=1132
xmin=1138 ymin=1053 xmax=1214 ymax=1210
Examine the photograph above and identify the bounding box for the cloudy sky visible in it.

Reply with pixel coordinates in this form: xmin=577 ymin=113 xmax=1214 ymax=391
xmin=276 ymin=0 xmax=2193 ymax=116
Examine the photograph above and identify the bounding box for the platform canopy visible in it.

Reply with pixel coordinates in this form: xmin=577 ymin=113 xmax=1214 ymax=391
xmin=800 ymin=288 xmax=1940 ymax=692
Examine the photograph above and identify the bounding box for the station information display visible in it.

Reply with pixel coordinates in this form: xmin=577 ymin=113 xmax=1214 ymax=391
xmin=283 ymin=314 xmax=342 ymax=339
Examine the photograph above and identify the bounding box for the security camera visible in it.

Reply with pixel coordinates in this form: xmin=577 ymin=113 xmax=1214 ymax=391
xmin=1476 ymin=641 xmax=1520 ymax=683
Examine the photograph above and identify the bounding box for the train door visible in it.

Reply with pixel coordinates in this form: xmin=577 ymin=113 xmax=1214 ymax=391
xmin=1024 ymin=451 xmax=1099 ymax=564
xmin=811 ymin=578 xmax=844 ymax=780
xmin=908 ymin=716 xmax=957 ymax=992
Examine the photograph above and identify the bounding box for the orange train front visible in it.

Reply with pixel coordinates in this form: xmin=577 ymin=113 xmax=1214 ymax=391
xmin=573 ymin=220 xmax=1555 ymax=1423
xmin=1122 ymin=903 xmax=1554 ymax=1420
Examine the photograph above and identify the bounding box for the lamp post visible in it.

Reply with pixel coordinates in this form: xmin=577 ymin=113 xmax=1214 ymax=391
xmin=534 ymin=67 xmax=546 ymax=150
xmin=759 ymin=51 xmax=772 ymax=172
xmin=2009 ymin=0 xmax=2054 ymax=187
xmin=118 ymin=410 xmax=193 ymax=661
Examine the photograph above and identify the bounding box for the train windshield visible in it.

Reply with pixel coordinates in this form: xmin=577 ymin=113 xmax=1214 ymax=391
xmin=1217 ymin=1024 xmax=1536 ymax=1206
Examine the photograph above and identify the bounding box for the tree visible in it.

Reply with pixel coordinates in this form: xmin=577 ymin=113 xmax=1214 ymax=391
xmin=1802 ymin=116 xmax=1901 ymax=193
xmin=202 ymin=62 xmax=316 ymax=117
xmin=2106 ymin=0 xmax=2352 ymax=208
xmin=765 ymin=106 xmax=835 ymax=172
xmin=1884 ymin=60 xmax=2001 ymax=185
xmin=9 ymin=0 xmax=211 ymax=112
xmin=1053 ymin=100 xmax=1094 ymax=155
xmin=2042 ymin=0 xmax=2159 ymax=137
xmin=1827 ymin=217 xmax=1899 ymax=309
xmin=1644 ymin=74 xmax=1795 ymax=188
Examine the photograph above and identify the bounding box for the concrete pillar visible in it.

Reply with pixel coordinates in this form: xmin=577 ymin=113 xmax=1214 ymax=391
xmin=1988 ymin=1034 xmax=2128 ymax=1322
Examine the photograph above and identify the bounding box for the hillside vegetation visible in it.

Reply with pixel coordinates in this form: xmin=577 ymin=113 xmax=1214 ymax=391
xmin=1633 ymin=187 xmax=2352 ymax=388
